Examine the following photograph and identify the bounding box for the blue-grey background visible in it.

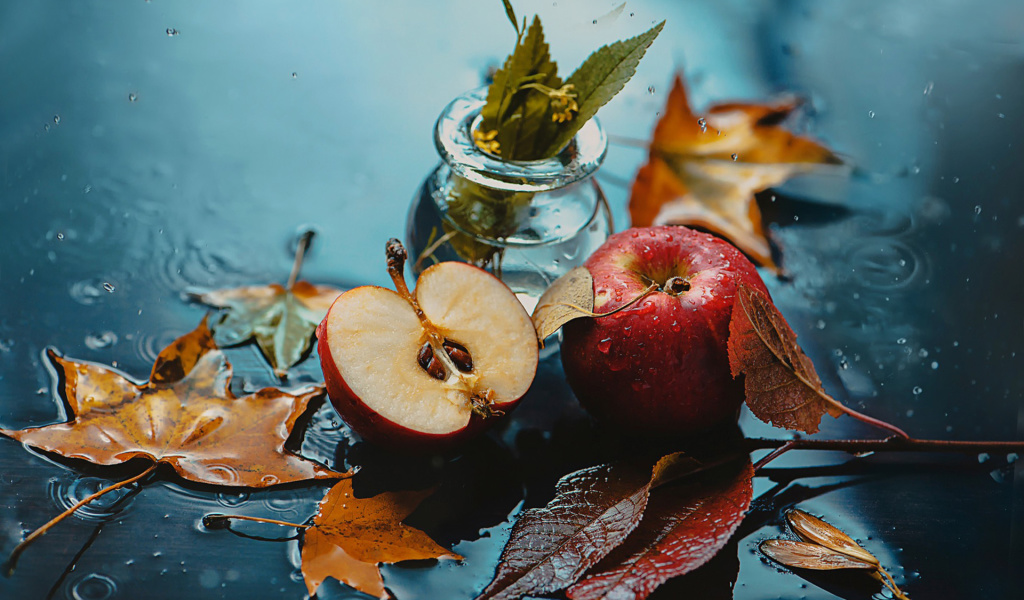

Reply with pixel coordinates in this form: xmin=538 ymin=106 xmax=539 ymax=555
xmin=1 ymin=1 xmax=1022 ymax=598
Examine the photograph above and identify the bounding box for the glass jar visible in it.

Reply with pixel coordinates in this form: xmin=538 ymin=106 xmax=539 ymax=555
xmin=406 ymin=87 xmax=612 ymax=313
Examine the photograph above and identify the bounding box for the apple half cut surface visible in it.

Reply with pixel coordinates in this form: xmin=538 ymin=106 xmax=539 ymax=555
xmin=318 ymin=240 xmax=538 ymax=448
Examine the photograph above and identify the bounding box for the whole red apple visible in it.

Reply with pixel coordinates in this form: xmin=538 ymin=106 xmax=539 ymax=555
xmin=318 ymin=240 xmax=538 ymax=449
xmin=560 ymin=225 xmax=769 ymax=436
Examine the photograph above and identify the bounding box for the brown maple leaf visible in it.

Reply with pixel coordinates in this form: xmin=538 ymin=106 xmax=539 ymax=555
xmin=629 ymin=73 xmax=842 ymax=270
xmin=0 ymin=319 xmax=347 ymax=487
xmin=300 ymin=479 xmax=462 ymax=598
xmin=190 ymin=230 xmax=344 ymax=378
xmin=728 ymin=284 xmax=907 ymax=437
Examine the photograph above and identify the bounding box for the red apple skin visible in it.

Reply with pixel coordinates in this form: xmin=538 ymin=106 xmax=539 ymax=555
xmin=316 ymin=291 xmax=523 ymax=451
xmin=560 ymin=225 xmax=769 ymax=437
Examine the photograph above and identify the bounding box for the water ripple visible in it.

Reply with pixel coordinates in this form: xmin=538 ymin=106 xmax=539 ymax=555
xmin=48 ymin=474 xmax=138 ymax=523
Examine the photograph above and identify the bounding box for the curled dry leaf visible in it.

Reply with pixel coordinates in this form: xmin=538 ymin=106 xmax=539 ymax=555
xmin=0 ymin=319 xmax=347 ymax=487
xmin=759 ymin=540 xmax=876 ymax=571
xmin=568 ymin=457 xmax=753 ymax=600
xmin=629 ymin=73 xmax=843 ymax=270
xmin=761 ymin=509 xmax=910 ymax=600
xmin=531 ymin=267 xmax=594 ymax=343
xmin=727 ymin=283 xmax=845 ymax=434
xmin=787 ymin=509 xmax=878 ymax=566
xmin=477 ymin=452 xmax=696 ymax=600
xmin=302 ymin=479 xmax=461 ymax=598
xmin=191 ymin=231 xmax=343 ymax=378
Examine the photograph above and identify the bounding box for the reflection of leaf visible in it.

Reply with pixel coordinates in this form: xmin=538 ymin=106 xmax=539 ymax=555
xmin=0 ymin=320 xmax=347 ymax=487
xmin=760 ymin=509 xmax=910 ymax=600
xmin=727 ymin=284 xmax=844 ymax=433
xmin=629 ymin=73 xmax=842 ymax=270
xmin=531 ymin=267 xmax=594 ymax=343
xmin=568 ymin=457 xmax=753 ymax=600
xmin=191 ymin=232 xmax=342 ymax=378
xmin=477 ymin=453 xmax=695 ymax=600
xmin=302 ymin=479 xmax=461 ymax=598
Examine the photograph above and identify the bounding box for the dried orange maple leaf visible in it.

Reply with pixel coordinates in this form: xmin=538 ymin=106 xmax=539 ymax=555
xmin=190 ymin=231 xmax=343 ymax=378
xmin=629 ymin=73 xmax=842 ymax=270
xmin=0 ymin=319 xmax=347 ymax=487
xmin=301 ymin=479 xmax=462 ymax=598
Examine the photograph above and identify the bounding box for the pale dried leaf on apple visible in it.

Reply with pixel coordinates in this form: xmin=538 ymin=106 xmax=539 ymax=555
xmin=531 ymin=267 xmax=595 ymax=343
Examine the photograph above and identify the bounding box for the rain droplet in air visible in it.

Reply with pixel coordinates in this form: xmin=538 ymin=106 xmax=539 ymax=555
xmin=166 ymin=28 xmax=179 ymax=36
xmin=103 ymin=282 xmax=115 ymax=293
xmin=647 ymin=85 xmax=655 ymax=94
xmin=53 ymin=115 xmax=61 ymax=125
xmin=974 ymin=205 xmax=982 ymax=215
xmin=128 ymin=93 xmax=138 ymax=102
xmin=731 ymin=153 xmax=738 ymax=161
xmin=697 ymin=117 xmax=707 ymax=133
xmin=868 ymin=110 xmax=875 ymax=118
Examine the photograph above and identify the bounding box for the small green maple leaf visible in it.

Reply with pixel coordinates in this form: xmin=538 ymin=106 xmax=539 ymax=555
xmin=190 ymin=231 xmax=342 ymax=378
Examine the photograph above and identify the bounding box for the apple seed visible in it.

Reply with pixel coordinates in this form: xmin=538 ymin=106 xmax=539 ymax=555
xmin=417 ymin=343 xmax=448 ymax=380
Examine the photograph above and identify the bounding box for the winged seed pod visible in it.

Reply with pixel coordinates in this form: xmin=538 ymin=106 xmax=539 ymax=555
xmin=759 ymin=509 xmax=910 ymax=600
xmin=787 ymin=509 xmax=879 ymax=566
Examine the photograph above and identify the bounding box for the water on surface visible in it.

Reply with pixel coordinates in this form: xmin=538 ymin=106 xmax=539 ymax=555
xmin=2 ymin=0 xmax=1023 ymax=598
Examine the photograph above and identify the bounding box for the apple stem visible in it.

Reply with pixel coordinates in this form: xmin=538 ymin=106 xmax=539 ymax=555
xmin=5 ymin=462 xmax=158 ymax=575
xmin=202 ymin=513 xmax=309 ymax=530
xmin=287 ymin=229 xmax=316 ymax=290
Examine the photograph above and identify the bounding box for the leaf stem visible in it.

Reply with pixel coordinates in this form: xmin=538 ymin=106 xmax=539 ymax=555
xmin=287 ymin=229 xmax=316 ymax=290
xmin=829 ymin=401 xmax=910 ymax=439
xmin=6 ymin=463 xmax=158 ymax=575
xmin=747 ymin=436 xmax=1024 ymax=471
xmin=203 ymin=513 xmax=309 ymax=530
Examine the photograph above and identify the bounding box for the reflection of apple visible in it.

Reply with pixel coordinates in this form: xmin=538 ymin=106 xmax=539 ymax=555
xmin=318 ymin=240 xmax=538 ymax=448
xmin=560 ymin=226 xmax=768 ymax=436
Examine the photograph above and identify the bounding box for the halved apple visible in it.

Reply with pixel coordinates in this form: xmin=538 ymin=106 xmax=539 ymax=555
xmin=317 ymin=240 xmax=539 ymax=448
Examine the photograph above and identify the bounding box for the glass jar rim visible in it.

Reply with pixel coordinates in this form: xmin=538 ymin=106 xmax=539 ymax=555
xmin=433 ymin=87 xmax=608 ymax=193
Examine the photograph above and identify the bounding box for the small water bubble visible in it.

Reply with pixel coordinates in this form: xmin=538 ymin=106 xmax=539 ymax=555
xmin=918 ymin=348 xmax=928 ymax=358
xmin=912 ymin=386 xmax=922 ymax=396
xmin=731 ymin=153 xmax=738 ymax=161
xmin=931 ymin=361 xmax=939 ymax=369
xmin=868 ymin=110 xmax=875 ymax=118
xmin=53 ymin=114 xmax=61 ymax=125
xmin=85 ymin=331 xmax=118 ymax=350
xmin=57 ymin=232 xmax=65 ymax=240
xmin=815 ymin=319 xmax=826 ymax=330
xmin=166 ymin=27 xmax=179 ymax=36
xmin=102 ymin=282 xmax=115 ymax=293
xmin=896 ymin=337 xmax=906 ymax=345
xmin=905 ymin=409 xmax=914 ymax=417
xmin=128 ymin=93 xmax=138 ymax=102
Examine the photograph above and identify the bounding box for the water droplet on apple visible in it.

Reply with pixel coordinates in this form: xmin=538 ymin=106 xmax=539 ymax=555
xmin=597 ymin=339 xmax=612 ymax=354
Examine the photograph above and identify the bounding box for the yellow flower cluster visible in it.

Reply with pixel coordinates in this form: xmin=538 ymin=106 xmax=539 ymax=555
xmin=473 ymin=128 xmax=501 ymax=155
xmin=521 ymin=82 xmax=579 ymax=123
